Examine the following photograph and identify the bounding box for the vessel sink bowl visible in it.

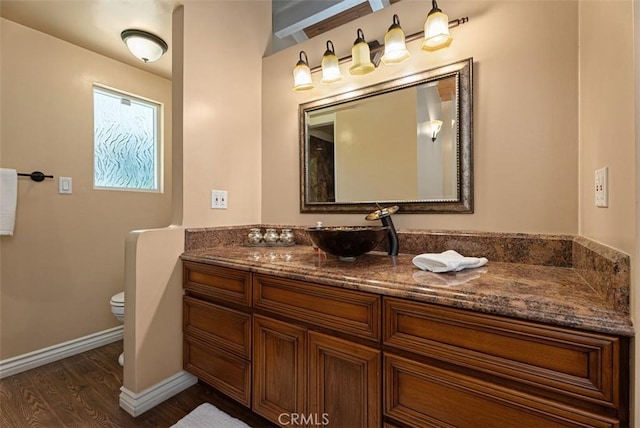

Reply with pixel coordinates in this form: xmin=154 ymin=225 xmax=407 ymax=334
xmin=306 ymin=226 xmax=389 ymax=261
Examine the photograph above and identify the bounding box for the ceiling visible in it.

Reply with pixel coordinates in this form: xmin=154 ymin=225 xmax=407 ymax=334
xmin=0 ymin=0 xmax=177 ymax=79
xmin=273 ymin=0 xmax=397 ymax=47
xmin=0 ymin=0 xmax=395 ymax=80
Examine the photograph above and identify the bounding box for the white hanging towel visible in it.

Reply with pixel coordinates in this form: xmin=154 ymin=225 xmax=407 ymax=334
xmin=0 ymin=168 xmax=17 ymax=236
xmin=413 ymin=250 xmax=488 ymax=273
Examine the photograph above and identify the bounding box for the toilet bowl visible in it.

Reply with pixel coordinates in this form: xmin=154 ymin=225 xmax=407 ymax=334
xmin=110 ymin=291 xmax=125 ymax=366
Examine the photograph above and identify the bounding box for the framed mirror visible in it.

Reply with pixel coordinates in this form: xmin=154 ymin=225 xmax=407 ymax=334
xmin=300 ymin=57 xmax=473 ymax=214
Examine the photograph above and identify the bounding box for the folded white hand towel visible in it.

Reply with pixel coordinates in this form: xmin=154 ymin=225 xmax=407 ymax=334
xmin=0 ymin=168 xmax=17 ymax=236
xmin=412 ymin=250 xmax=488 ymax=273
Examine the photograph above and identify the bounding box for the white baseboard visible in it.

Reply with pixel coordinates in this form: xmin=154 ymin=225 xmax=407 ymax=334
xmin=0 ymin=326 xmax=124 ymax=379
xmin=119 ymin=370 xmax=198 ymax=417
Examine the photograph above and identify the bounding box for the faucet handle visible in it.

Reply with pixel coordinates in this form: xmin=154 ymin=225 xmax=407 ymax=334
xmin=365 ymin=205 xmax=399 ymax=221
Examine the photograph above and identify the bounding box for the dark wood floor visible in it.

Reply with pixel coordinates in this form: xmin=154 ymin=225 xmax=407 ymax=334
xmin=0 ymin=341 xmax=275 ymax=428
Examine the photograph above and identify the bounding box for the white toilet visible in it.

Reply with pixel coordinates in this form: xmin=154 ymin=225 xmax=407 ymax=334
xmin=110 ymin=291 xmax=125 ymax=366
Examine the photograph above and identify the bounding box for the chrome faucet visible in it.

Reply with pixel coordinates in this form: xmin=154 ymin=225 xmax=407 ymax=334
xmin=366 ymin=204 xmax=399 ymax=256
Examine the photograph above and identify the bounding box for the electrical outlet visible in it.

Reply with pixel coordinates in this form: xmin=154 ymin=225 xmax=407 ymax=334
xmin=595 ymin=167 xmax=608 ymax=208
xmin=211 ymin=189 xmax=228 ymax=209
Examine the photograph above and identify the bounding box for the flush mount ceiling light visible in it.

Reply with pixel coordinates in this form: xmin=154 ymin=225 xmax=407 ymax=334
xmin=321 ymin=41 xmax=343 ymax=84
xmin=422 ymin=0 xmax=453 ymax=51
xmin=292 ymin=51 xmax=314 ymax=91
xmin=381 ymin=15 xmax=410 ymax=65
xmin=121 ymin=29 xmax=168 ymax=63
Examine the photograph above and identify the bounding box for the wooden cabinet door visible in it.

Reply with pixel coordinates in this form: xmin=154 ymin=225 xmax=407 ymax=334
xmin=253 ymin=315 xmax=307 ymax=426
xmin=308 ymin=331 xmax=381 ymax=428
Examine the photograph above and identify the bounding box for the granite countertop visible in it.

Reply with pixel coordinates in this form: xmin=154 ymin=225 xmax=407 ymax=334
xmin=181 ymin=245 xmax=634 ymax=337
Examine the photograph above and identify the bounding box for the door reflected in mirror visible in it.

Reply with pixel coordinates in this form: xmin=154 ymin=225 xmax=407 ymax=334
xmin=300 ymin=58 xmax=473 ymax=214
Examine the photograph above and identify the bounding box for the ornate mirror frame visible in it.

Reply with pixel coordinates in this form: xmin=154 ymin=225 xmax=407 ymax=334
xmin=299 ymin=57 xmax=473 ymax=214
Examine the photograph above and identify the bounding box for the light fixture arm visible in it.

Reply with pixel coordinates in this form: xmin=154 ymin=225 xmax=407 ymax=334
xmin=390 ymin=14 xmax=401 ymax=30
xmin=297 ymin=50 xmax=310 ymax=66
xmin=428 ymin=0 xmax=442 ymax=16
xmin=324 ymin=40 xmax=336 ymax=56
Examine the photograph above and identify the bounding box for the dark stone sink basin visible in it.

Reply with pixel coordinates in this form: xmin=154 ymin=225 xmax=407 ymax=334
xmin=306 ymin=226 xmax=389 ymax=261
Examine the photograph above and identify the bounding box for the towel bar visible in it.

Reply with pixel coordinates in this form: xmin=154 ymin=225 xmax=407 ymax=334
xmin=17 ymin=171 xmax=54 ymax=182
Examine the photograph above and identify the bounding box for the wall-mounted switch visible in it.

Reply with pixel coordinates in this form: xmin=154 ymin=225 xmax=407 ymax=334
xmin=59 ymin=177 xmax=72 ymax=194
xmin=211 ymin=189 xmax=228 ymax=209
xmin=595 ymin=167 xmax=608 ymax=208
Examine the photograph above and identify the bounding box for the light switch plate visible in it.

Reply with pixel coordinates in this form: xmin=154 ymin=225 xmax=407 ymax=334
xmin=595 ymin=167 xmax=608 ymax=208
xmin=59 ymin=177 xmax=72 ymax=194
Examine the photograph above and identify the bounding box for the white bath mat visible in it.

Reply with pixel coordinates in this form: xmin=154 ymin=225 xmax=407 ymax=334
xmin=171 ymin=403 xmax=251 ymax=428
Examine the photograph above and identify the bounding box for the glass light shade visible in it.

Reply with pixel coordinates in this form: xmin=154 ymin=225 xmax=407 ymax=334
xmin=422 ymin=9 xmax=452 ymax=51
xmin=292 ymin=51 xmax=314 ymax=91
xmin=349 ymin=29 xmax=375 ymax=75
xmin=121 ymin=30 xmax=167 ymax=63
xmin=381 ymin=15 xmax=410 ymax=65
xmin=426 ymin=119 xmax=443 ymax=141
xmin=321 ymin=41 xmax=343 ymax=84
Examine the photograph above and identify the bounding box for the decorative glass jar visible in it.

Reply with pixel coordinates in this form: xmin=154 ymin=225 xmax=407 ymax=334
xmin=264 ymin=228 xmax=279 ymax=244
xmin=279 ymin=228 xmax=295 ymax=245
xmin=247 ymin=228 xmax=263 ymax=245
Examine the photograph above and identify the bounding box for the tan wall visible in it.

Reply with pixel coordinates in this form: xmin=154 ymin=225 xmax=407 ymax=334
xmin=181 ymin=0 xmax=267 ymax=226
xmin=335 ymin=89 xmax=417 ymax=201
xmin=636 ymin=0 xmax=640 ymax=421
xmin=578 ymin=0 xmax=637 ymax=423
xmin=0 ymin=19 xmax=172 ymax=359
xmin=123 ymin=226 xmax=184 ymax=393
xmin=124 ymin=1 xmax=270 ymax=393
xmin=578 ymin=1 xmax=635 ymax=256
xmin=262 ymin=1 xmax=579 ymax=233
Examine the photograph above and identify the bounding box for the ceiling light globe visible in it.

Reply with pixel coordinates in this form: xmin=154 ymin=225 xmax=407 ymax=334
xmin=382 ymin=27 xmax=410 ymax=64
xmin=422 ymin=9 xmax=452 ymax=51
xmin=292 ymin=51 xmax=314 ymax=91
xmin=381 ymin=15 xmax=410 ymax=65
xmin=321 ymin=41 xmax=343 ymax=84
xmin=321 ymin=54 xmax=342 ymax=84
xmin=349 ymin=29 xmax=375 ymax=75
xmin=121 ymin=30 xmax=167 ymax=63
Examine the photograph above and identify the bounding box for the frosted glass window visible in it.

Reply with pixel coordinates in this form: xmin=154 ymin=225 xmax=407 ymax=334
xmin=93 ymin=86 xmax=161 ymax=191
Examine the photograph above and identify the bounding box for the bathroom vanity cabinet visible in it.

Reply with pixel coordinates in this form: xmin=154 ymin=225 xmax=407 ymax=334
xmin=182 ymin=259 xmax=629 ymax=427
xmin=183 ymin=264 xmax=252 ymax=406
xmin=252 ymin=274 xmax=381 ymax=427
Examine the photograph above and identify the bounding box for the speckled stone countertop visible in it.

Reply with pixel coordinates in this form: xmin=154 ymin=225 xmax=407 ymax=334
xmin=181 ymin=244 xmax=634 ymax=337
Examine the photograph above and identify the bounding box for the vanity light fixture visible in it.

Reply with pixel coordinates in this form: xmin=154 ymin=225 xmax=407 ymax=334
xmin=422 ymin=0 xmax=453 ymax=51
xmin=292 ymin=51 xmax=314 ymax=91
xmin=425 ymin=120 xmax=443 ymax=142
xmin=321 ymin=41 xmax=343 ymax=84
xmin=381 ymin=15 xmax=410 ymax=65
xmin=290 ymin=3 xmax=469 ymax=92
xmin=349 ymin=29 xmax=376 ymax=75
xmin=120 ymin=29 xmax=168 ymax=63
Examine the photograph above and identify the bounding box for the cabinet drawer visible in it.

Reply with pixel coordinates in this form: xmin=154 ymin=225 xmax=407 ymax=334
xmin=384 ymin=297 xmax=622 ymax=408
xmin=184 ymin=335 xmax=251 ymax=407
xmin=253 ymin=274 xmax=381 ymax=341
xmin=183 ymin=296 xmax=251 ymax=359
xmin=384 ymin=353 xmax=618 ymax=428
xmin=183 ymin=261 xmax=251 ymax=307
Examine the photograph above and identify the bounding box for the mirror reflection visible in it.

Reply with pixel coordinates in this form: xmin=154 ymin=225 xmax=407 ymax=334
xmin=300 ymin=58 xmax=473 ymax=214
